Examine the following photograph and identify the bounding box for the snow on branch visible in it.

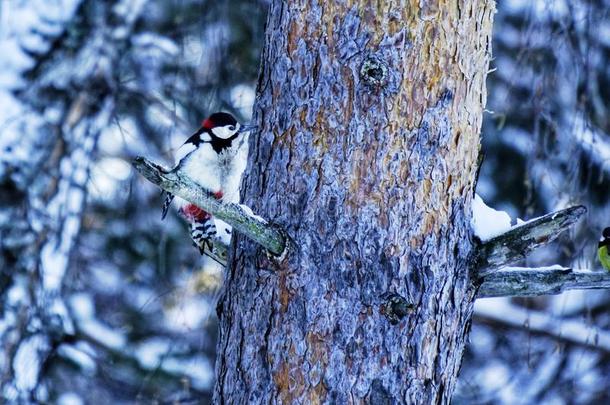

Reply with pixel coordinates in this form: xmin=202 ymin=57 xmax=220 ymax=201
xmin=476 ymin=205 xmax=587 ymax=277
xmin=474 ymin=299 xmax=610 ymax=353
xmin=479 ymin=267 xmax=610 ymax=298
xmin=132 ymin=156 xmax=286 ymax=257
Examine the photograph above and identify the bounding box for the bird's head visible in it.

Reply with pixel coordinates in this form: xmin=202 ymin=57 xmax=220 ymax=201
xmin=602 ymin=227 xmax=610 ymax=242
xmin=201 ymin=112 xmax=256 ymax=140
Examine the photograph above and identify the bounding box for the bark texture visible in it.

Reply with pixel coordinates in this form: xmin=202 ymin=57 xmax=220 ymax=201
xmin=215 ymin=1 xmax=495 ymax=403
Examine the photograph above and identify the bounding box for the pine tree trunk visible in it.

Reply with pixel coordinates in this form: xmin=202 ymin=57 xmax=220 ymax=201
xmin=215 ymin=1 xmax=494 ymax=403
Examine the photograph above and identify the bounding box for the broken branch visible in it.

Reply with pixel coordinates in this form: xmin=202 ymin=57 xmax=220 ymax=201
xmin=478 ymin=267 xmax=610 ymax=298
xmin=476 ymin=205 xmax=587 ymax=277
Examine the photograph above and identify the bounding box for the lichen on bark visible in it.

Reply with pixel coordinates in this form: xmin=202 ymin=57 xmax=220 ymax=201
xmin=214 ymin=1 xmax=495 ymax=403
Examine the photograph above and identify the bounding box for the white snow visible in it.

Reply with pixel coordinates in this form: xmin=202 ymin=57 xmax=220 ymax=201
xmin=57 ymin=345 xmax=96 ymax=373
xmin=132 ymin=33 xmax=180 ymax=57
xmin=134 ymin=338 xmax=213 ymax=389
xmin=230 ymin=84 xmax=255 ymax=119
xmin=0 ymin=0 xmax=83 ymax=91
xmin=135 ymin=338 xmax=171 ymax=369
xmin=503 ymin=265 xmax=568 ymax=272
xmin=6 ymin=281 xmax=28 ymax=307
xmin=69 ymin=294 xmax=95 ymax=319
xmin=41 ymin=101 xmax=111 ymax=290
xmin=98 ymin=157 xmax=131 ymax=181
xmin=57 ymin=393 xmax=84 ymax=405
xmin=146 ymin=103 xmax=184 ymax=135
xmin=13 ymin=334 xmax=49 ymax=392
xmin=164 ymin=297 xmax=212 ymax=332
xmin=239 ymin=204 xmax=268 ymax=224
xmin=161 ymin=355 xmax=214 ymax=390
xmin=504 ymin=0 xmax=569 ymax=19
xmin=90 ymin=264 xmax=122 ymax=293
xmin=113 ymin=0 xmax=148 ymax=27
xmin=98 ymin=119 xmax=137 ymax=155
xmin=70 ymin=294 xmax=127 ymax=350
xmin=471 ymin=194 xmax=512 ymax=241
xmin=80 ymin=319 xmax=127 ymax=351
xmin=479 ymin=361 xmax=510 ymax=393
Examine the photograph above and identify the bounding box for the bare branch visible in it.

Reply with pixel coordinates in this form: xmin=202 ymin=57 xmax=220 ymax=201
xmin=478 ymin=267 xmax=610 ymax=298
xmin=476 ymin=205 xmax=587 ymax=277
xmin=474 ymin=299 xmax=610 ymax=354
xmin=132 ymin=156 xmax=286 ymax=257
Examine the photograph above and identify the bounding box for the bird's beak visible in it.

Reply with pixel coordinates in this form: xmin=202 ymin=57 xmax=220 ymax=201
xmin=238 ymin=123 xmax=258 ymax=133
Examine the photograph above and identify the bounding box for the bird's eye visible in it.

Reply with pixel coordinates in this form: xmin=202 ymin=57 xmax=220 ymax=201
xmin=228 ymin=125 xmax=236 ymax=131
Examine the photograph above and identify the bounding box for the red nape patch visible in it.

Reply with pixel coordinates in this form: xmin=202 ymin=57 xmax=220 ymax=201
xmin=202 ymin=118 xmax=214 ymax=129
xmin=180 ymin=204 xmax=210 ymax=221
xmin=213 ymin=191 xmax=223 ymax=199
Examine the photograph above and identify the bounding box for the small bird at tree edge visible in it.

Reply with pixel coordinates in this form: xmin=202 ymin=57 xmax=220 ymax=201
xmin=598 ymin=227 xmax=610 ymax=271
xmin=161 ymin=112 xmax=256 ymax=263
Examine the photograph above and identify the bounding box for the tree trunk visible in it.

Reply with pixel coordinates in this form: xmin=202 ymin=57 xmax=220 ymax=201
xmin=215 ymin=1 xmax=494 ymax=403
xmin=0 ymin=1 xmax=146 ymax=400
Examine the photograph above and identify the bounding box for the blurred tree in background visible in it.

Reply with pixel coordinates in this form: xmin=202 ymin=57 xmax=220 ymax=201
xmin=456 ymin=1 xmax=610 ymax=404
xmin=0 ymin=0 xmax=267 ymax=403
xmin=0 ymin=0 xmax=608 ymax=403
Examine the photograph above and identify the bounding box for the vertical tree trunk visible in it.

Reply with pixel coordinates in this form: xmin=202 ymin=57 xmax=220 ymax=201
xmin=215 ymin=1 xmax=494 ymax=403
xmin=0 ymin=1 xmax=146 ymax=401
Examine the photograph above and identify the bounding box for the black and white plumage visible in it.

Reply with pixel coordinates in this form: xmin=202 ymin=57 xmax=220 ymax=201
xmin=162 ymin=112 xmax=253 ymax=261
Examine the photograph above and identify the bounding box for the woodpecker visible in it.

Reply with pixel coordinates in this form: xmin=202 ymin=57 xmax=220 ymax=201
xmin=162 ymin=112 xmax=255 ymax=262
xmin=598 ymin=227 xmax=610 ymax=271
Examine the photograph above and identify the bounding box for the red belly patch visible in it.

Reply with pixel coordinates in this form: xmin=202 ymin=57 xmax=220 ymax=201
xmin=180 ymin=204 xmax=210 ymax=221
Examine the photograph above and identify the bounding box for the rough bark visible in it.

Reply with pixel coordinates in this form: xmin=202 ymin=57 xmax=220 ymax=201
xmin=214 ymin=1 xmax=495 ymax=403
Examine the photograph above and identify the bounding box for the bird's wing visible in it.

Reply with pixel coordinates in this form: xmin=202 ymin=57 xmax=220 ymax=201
xmin=174 ymin=126 xmax=214 ymax=163
xmin=174 ymin=134 xmax=200 ymax=163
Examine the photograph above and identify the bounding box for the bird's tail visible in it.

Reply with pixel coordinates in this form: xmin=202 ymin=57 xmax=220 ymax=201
xmin=190 ymin=219 xmax=226 ymax=265
xmin=161 ymin=192 xmax=174 ymax=220
xmin=190 ymin=219 xmax=216 ymax=252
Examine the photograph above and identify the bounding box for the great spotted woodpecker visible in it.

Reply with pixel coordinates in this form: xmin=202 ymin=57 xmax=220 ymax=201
xmin=162 ymin=112 xmax=255 ymax=262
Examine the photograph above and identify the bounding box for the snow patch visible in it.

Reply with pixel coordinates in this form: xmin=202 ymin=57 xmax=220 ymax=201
xmin=58 ymin=392 xmax=84 ymax=405
xmin=230 ymin=84 xmax=255 ymax=120
xmin=161 ymin=355 xmax=213 ymax=390
xmin=135 ymin=338 xmax=172 ymax=369
xmin=471 ymin=194 xmax=512 ymax=241
xmin=503 ymin=265 xmax=569 ymax=272
xmin=69 ymin=294 xmax=126 ymax=350
xmin=164 ymin=297 xmax=211 ymax=332
xmin=57 ymin=345 xmax=96 ymax=373
xmin=69 ymin=293 xmax=95 ymax=319
xmin=79 ymin=319 xmax=127 ymax=351
xmin=13 ymin=334 xmax=49 ymax=392
xmin=239 ymin=204 xmax=267 ymax=224
xmin=132 ymin=33 xmax=180 ymax=57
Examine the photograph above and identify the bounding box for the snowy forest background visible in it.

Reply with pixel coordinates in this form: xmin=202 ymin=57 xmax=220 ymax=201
xmin=0 ymin=0 xmax=608 ymax=403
